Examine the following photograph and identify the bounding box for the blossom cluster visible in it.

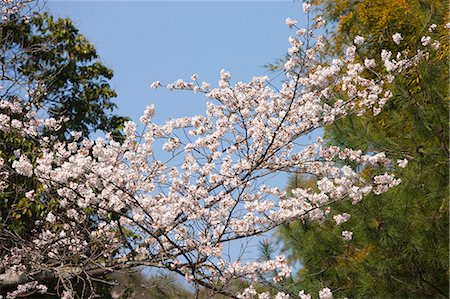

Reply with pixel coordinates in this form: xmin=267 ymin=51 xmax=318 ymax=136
xmin=1 ymin=0 xmax=33 ymax=22
xmin=5 ymin=281 xmax=47 ymax=299
xmin=237 ymin=286 xmax=334 ymax=299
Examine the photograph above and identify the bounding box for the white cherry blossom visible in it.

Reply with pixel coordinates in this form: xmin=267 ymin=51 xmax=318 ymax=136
xmin=0 ymin=3 xmax=433 ymax=298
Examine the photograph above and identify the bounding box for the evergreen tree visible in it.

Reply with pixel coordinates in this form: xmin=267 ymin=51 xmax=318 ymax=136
xmin=277 ymin=0 xmax=449 ymax=298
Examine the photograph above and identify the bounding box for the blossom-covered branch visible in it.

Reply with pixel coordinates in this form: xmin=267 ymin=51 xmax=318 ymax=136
xmin=0 ymin=1 xmax=435 ymax=298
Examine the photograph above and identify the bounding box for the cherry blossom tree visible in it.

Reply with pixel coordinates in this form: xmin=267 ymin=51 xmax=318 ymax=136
xmin=0 ymin=1 xmax=432 ymax=298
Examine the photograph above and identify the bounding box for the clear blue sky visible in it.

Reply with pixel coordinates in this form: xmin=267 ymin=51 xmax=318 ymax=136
xmin=46 ymin=0 xmax=314 ymax=267
xmin=47 ymin=1 xmax=307 ymax=124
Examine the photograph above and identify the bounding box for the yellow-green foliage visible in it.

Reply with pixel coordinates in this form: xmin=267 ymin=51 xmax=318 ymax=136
xmin=313 ymin=0 xmax=448 ymax=54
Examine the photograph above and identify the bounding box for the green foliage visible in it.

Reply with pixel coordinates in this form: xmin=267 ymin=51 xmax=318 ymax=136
xmin=276 ymin=0 xmax=449 ymax=298
xmin=1 ymin=12 xmax=128 ymax=137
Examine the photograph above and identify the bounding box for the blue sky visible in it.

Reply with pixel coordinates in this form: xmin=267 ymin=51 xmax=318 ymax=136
xmin=46 ymin=0 xmax=312 ymax=266
xmin=47 ymin=1 xmax=307 ymax=123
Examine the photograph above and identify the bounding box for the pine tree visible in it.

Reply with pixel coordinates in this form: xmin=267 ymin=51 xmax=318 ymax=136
xmin=277 ymin=0 xmax=449 ymax=297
